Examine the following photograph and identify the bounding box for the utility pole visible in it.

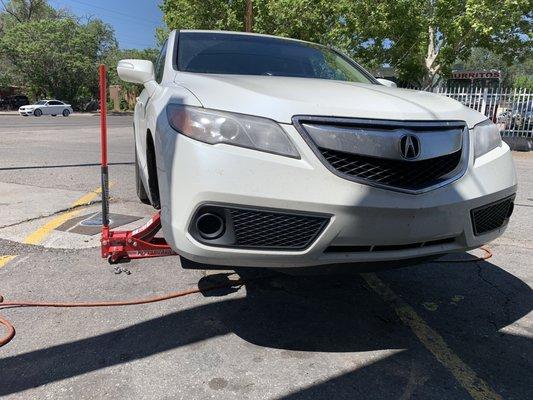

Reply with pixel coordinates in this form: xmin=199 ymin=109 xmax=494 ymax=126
xmin=245 ymin=0 xmax=253 ymax=32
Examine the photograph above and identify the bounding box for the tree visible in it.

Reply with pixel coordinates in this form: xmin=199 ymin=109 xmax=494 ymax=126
xmin=355 ymin=0 xmax=532 ymax=88
xmin=457 ymin=47 xmax=533 ymax=89
xmin=160 ymin=0 xmax=532 ymax=88
xmin=0 ymin=0 xmax=61 ymax=33
xmin=0 ymin=17 xmax=117 ymax=106
xmin=0 ymin=0 xmax=71 ymax=92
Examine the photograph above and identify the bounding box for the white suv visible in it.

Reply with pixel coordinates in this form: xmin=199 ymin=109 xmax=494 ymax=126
xmin=117 ymin=30 xmax=516 ymax=269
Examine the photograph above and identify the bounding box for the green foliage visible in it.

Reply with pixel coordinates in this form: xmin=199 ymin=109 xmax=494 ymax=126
xmin=457 ymin=47 xmax=533 ymax=89
xmin=0 ymin=17 xmax=117 ymax=107
xmin=119 ymin=98 xmax=128 ymax=111
xmin=0 ymin=0 xmax=60 ymax=34
xmin=512 ymin=75 xmax=533 ymax=90
xmin=160 ymin=0 xmax=532 ymax=87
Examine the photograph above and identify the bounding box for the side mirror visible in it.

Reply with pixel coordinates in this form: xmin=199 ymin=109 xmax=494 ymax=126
xmin=376 ymin=78 xmax=397 ymax=88
xmin=117 ymin=59 xmax=155 ymax=85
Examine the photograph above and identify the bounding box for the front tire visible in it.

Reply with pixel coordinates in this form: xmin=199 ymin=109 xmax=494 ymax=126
xmin=135 ymin=146 xmax=150 ymax=205
xmin=62 ymin=109 xmax=70 ymax=117
xmin=34 ymin=109 xmax=42 ymax=117
xmin=146 ymin=134 xmax=161 ymax=210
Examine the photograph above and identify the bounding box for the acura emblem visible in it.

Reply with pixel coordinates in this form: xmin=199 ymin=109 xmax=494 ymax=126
xmin=399 ymin=134 xmax=421 ymax=160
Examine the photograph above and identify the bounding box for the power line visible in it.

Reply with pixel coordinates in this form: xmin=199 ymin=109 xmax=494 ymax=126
xmin=119 ymin=40 xmax=157 ymax=48
xmin=65 ymin=0 xmax=161 ymax=25
xmin=49 ymin=0 xmax=161 ymax=27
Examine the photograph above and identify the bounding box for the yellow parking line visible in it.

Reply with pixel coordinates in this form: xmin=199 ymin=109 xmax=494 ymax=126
xmin=361 ymin=272 xmax=502 ymax=400
xmin=0 ymin=255 xmax=16 ymax=269
xmin=23 ymin=186 xmax=104 ymax=245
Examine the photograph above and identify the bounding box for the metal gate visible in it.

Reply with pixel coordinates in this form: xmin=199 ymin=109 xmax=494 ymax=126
xmin=434 ymin=87 xmax=532 ymax=138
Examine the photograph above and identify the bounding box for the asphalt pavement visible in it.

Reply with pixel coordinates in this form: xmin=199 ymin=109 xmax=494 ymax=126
xmin=0 ymin=114 xmax=531 ymax=399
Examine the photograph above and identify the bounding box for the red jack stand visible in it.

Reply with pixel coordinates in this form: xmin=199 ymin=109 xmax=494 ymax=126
xmin=98 ymin=64 xmax=177 ymax=264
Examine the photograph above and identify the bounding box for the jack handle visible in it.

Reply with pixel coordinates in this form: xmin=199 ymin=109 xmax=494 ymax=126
xmin=99 ymin=64 xmax=110 ymax=240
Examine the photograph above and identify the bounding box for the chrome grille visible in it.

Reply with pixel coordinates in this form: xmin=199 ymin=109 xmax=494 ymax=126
xmin=293 ymin=117 xmax=467 ymax=193
xmin=319 ymin=148 xmax=462 ymax=191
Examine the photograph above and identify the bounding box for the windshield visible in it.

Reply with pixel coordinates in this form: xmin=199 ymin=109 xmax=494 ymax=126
xmin=177 ymin=32 xmax=375 ymax=84
xmin=35 ymin=100 xmax=47 ymax=105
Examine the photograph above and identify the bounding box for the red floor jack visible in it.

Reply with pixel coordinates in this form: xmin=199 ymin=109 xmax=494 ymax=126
xmin=98 ymin=65 xmax=177 ymax=264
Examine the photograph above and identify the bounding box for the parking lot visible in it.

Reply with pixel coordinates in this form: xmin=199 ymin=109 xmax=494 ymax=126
xmin=0 ymin=114 xmax=531 ymax=399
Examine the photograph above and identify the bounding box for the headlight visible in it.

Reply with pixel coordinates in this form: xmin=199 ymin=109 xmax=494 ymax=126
xmin=166 ymin=105 xmax=299 ymax=158
xmin=473 ymin=120 xmax=502 ymax=159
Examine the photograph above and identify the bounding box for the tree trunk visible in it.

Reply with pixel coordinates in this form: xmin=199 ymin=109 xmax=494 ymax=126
xmin=245 ymin=0 xmax=253 ymax=32
xmin=423 ymin=25 xmax=440 ymax=90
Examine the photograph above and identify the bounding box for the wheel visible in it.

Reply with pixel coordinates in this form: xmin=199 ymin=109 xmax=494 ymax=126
xmin=62 ymin=109 xmax=70 ymax=117
xmin=34 ymin=109 xmax=42 ymax=117
xmin=146 ymin=136 xmax=161 ymax=210
xmin=135 ymin=146 xmax=150 ymax=205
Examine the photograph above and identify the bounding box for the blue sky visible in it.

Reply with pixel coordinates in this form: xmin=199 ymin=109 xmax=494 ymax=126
xmin=49 ymin=0 xmax=164 ymax=49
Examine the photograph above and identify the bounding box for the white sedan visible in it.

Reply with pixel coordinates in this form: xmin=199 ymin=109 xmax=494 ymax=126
xmin=19 ymin=100 xmax=73 ymax=117
xmin=117 ymin=30 xmax=517 ymax=269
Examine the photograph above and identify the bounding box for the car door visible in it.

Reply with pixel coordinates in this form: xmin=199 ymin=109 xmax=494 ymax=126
xmin=38 ymin=101 xmax=50 ymax=114
xmin=47 ymin=100 xmax=61 ymax=114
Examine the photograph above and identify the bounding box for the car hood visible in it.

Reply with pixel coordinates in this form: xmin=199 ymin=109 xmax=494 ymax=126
xmin=175 ymin=73 xmax=486 ymax=128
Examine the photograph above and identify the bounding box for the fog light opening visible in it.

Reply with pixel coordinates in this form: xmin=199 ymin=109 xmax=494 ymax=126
xmin=196 ymin=213 xmax=225 ymax=240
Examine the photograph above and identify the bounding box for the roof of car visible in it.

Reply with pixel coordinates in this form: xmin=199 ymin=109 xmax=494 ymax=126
xmin=178 ymin=29 xmax=317 ymax=46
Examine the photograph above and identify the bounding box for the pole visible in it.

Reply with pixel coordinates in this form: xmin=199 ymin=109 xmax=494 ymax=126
xmin=99 ymin=64 xmax=110 ymax=236
xmin=245 ymin=0 xmax=253 ymax=32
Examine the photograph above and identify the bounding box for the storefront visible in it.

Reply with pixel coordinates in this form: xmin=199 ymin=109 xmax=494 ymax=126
xmin=447 ymin=70 xmax=502 ymax=89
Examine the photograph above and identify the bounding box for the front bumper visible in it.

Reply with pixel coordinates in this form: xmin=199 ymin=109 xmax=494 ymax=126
xmin=155 ymin=121 xmax=517 ymax=268
xmin=19 ymin=109 xmax=33 ymax=116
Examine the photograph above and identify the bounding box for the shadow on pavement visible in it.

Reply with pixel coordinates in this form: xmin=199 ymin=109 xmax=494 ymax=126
xmin=0 ymin=255 xmax=531 ymax=399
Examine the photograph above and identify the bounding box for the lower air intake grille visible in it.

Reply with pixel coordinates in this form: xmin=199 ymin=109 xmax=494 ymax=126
xmin=471 ymin=196 xmax=514 ymax=236
xmin=229 ymin=209 xmax=328 ymax=249
xmin=319 ymin=148 xmax=462 ymax=191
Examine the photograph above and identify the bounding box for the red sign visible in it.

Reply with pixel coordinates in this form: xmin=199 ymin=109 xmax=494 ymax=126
xmin=452 ymin=70 xmax=501 ymax=80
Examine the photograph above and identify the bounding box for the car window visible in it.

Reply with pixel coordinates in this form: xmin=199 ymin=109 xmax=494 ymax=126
xmin=177 ymin=32 xmax=375 ymax=84
xmin=36 ymin=100 xmax=47 ymax=105
xmin=48 ymin=101 xmax=62 ymax=105
xmin=154 ymin=40 xmax=168 ymax=84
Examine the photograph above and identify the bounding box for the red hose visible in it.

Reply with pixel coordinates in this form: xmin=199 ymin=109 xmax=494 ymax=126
xmin=0 ymin=246 xmax=493 ymax=349
xmin=0 ymin=278 xmax=244 ymax=349
xmin=434 ymin=245 xmax=492 ymax=262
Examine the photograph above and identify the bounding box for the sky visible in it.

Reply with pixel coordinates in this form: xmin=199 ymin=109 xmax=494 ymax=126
xmin=48 ymin=0 xmax=164 ymax=49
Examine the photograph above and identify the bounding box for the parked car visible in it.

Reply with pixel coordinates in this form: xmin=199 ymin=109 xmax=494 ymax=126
xmin=6 ymin=95 xmax=29 ymax=110
xmin=508 ymin=101 xmax=533 ymax=131
xmin=117 ymin=30 xmax=517 ymax=270
xmin=83 ymin=99 xmax=99 ymax=112
xmin=18 ymin=99 xmax=73 ymax=117
xmin=0 ymin=97 xmax=7 ymax=110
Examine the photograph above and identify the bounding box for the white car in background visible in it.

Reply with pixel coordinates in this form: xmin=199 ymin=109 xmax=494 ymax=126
xmin=19 ymin=100 xmax=73 ymax=117
xmin=117 ymin=30 xmax=517 ymax=270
